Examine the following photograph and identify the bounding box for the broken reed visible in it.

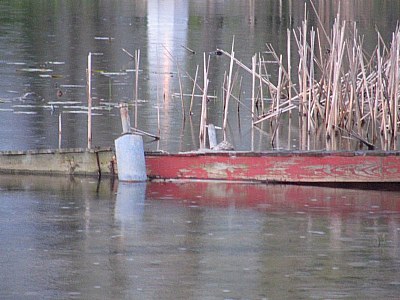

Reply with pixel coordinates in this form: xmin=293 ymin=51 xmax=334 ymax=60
xmin=244 ymin=14 xmax=400 ymax=150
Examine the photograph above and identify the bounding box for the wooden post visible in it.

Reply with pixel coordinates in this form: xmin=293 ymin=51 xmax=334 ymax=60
xmin=207 ymin=124 xmax=217 ymax=149
xmin=287 ymin=29 xmax=292 ymax=117
xmin=87 ymin=52 xmax=92 ymax=149
xmin=251 ymin=54 xmax=256 ymax=122
xmin=394 ymin=32 xmax=399 ymax=146
xmin=58 ymin=113 xmax=62 ymax=149
xmin=119 ymin=103 xmax=132 ymax=134
xmin=199 ymin=53 xmax=209 ymax=149
xmin=308 ymin=29 xmax=315 ymax=134
xmin=223 ymin=37 xmax=235 ymax=139
xmin=134 ymin=49 xmax=140 ymax=128
xmin=276 ymin=55 xmax=283 ymax=121
xmin=258 ymin=54 xmax=265 ymax=115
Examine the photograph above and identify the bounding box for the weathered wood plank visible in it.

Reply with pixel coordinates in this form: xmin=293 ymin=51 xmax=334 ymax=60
xmin=0 ymin=148 xmax=114 ymax=176
xmin=145 ymin=151 xmax=400 ymax=183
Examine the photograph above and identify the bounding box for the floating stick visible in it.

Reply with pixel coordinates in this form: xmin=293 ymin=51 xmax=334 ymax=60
xmin=181 ymin=44 xmax=196 ymax=54
xmin=122 ymin=48 xmax=134 ymax=59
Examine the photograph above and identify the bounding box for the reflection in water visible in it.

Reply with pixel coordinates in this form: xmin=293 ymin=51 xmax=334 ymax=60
xmin=147 ymin=0 xmax=189 ymax=151
xmin=0 ymin=175 xmax=399 ymax=299
xmin=115 ymin=181 xmax=146 ymax=231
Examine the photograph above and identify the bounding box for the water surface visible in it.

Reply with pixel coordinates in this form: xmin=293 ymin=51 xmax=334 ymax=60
xmin=0 ymin=175 xmax=399 ymax=299
xmin=0 ymin=1 xmax=400 ymax=151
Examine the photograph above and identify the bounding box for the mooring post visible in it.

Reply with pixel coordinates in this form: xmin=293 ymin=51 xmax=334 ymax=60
xmin=207 ymin=124 xmax=217 ymax=149
xmin=115 ymin=135 xmax=147 ymax=181
xmin=119 ymin=102 xmax=132 ymax=134
xmin=115 ymin=102 xmax=146 ymax=181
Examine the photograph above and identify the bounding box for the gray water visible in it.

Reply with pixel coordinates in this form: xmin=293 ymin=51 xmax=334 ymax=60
xmin=0 ymin=0 xmax=400 ymax=152
xmin=0 ymin=175 xmax=399 ymax=299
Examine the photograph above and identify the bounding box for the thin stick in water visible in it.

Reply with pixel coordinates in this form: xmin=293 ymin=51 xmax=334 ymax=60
xmin=181 ymin=45 xmax=196 ymax=54
xmin=87 ymin=52 xmax=92 ymax=149
xmin=189 ymin=65 xmax=199 ymax=115
xmin=58 ymin=113 xmax=62 ymax=149
xmin=134 ymin=49 xmax=140 ymax=128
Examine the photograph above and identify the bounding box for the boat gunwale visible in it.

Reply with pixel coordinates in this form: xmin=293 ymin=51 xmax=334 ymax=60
xmin=145 ymin=150 xmax=400 ymax=157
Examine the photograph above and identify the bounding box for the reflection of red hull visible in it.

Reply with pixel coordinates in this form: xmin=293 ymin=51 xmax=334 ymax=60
xmin=145 ymin=151 xmax=400 ymax=183
xmin=146 ymin=181 xmax=400 ymax=213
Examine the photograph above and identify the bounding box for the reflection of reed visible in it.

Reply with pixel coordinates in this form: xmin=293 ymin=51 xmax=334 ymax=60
xmin=146 ymin=181 xmax=400 ymax=212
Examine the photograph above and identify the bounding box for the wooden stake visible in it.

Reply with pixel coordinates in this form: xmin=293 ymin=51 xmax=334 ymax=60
xmin=258 ymin=53 xmax=265 ymax=115
xmin=223 ymin=37 xmax=235 ymax=138
xmin=287 ymin=29 xmax=292 ymax=117
xmin=119 ymin=102 xmax=132 ymax=134
xmin=276 ymin=54 xmax=283 ymax=122
xmin=207 ymin=124 xmax=217 ymax=149
xmin=199 ymin=53 xmax=209 ymax=149
xmin=87 ymin=52 xmax=92 ymax=149
xmin=58 ymin=113 xmax=62 ymax=149
xmin=308 ymin=28 xmax=315 ymax=133
xmin=134 ymin=49 xmax=140 ymax=128
xmin=251 ymin=54 xmax=256 ymax=122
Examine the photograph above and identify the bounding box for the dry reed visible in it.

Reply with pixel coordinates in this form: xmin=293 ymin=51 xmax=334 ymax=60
xmin=215 ymin=9 xmax=400 ymax=150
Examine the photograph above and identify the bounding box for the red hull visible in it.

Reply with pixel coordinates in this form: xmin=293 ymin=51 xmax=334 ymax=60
xmin=145 ymin=151 xmax=400 ymax=183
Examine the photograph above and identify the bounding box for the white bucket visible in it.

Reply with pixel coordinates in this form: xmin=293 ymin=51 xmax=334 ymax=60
xmin=114 ymin=134 xmax=147 ymax=181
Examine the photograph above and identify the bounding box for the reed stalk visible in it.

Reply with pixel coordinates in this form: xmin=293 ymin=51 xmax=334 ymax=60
xmin=308 ymin=28 xmax=315 ymax=133
xmin=251 ymin=54 xmax=257 ymax=122
xmin=58 ymin=113 xmax=62 ymax=149
xmin=199 ymin=53 xmax=210 ymax=149
xmin=223 ymin=37 xmax=235 ymax=138
xmin=258 ymin=54 xmax=265 ymax=115
xmin=287 ymin=29 xmax=292 ymax=117
xmin=189 ymin=65 xmax=199 ymax=115
xmin=86 ymin=52 xmax=92 ymax=149
xmin=276 ymin=55 xmax=283 ymax=122
xmin=177 ymin=66 xmax=185 ymax=122
xmin=134 ymin=49 xmax=140 ymax=128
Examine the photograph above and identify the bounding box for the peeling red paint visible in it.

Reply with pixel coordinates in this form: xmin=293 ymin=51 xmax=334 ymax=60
xmin=145 ymin=151 xmax=400 ymax=183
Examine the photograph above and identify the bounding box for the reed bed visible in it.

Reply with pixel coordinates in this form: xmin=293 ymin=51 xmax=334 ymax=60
xmin=116 ymin=9 xmax=400 ymax=151
xmin=215 ymin=12 xmax=400 ymax=150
